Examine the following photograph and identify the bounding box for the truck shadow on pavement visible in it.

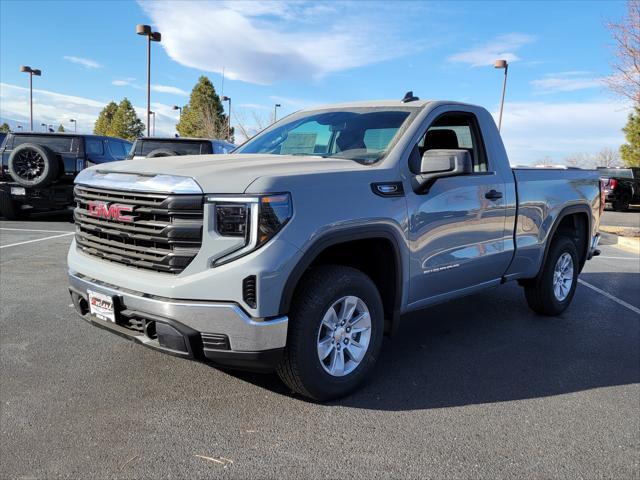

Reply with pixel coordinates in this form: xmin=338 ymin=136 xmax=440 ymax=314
xmin=230 ymin=276 xmax=640 ymax=410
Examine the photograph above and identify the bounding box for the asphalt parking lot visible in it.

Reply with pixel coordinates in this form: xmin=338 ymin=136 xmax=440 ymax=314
xmin=1 ymin=212 xmax=639 ymax=479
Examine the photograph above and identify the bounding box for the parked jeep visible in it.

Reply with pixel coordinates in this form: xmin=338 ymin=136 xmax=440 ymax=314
xmin=127 ymin=137 xmax=236 ymax=160
xmin=0 ymin=133 xmax=131 ymax=219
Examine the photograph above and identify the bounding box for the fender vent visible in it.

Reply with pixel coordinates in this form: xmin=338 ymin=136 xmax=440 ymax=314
xmin=243 ymin=275 xmax=257 ymax=309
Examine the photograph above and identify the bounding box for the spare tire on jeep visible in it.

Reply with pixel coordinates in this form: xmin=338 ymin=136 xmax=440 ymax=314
xmin=8 ymin=143 xmax=60 ymax=188
xmin=146 ymin=148 xmax=178 ymax=158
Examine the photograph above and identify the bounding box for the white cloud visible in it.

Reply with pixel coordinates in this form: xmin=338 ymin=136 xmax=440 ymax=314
xmin=448 ymin=33 xmax=535 ymax=67
xmin=0 ymin=83 xmax=177 ymax=137
xmin=494 ymin=100 xmax=630 ymax=164
xmin=112 ymin=78 xmax=139 ymax=88
xmin=151 ymin=84 xmax=188 ymax=96
xmin=63 ymin=56 xmax=103 ymax=69
xmin=530 ymin=71 xmax=603 ymax=94
xmin=139 ymin=0 xmax=425 ymax=84
xmin=112 ymin=79 xmax=187 ymax=96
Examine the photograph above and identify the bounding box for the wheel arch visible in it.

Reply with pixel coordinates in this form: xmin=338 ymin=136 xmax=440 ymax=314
xmin=279 ymin=225 xmax=406 ymax=335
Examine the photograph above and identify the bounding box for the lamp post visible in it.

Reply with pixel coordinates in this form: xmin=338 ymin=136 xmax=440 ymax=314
xmin=274 ymin=103 xmax=281 ymax=123
xmin=221 ymin=96 xmax=231 ymax=140
xmin=17 ymin=125 xmax=23 ymax=131
xmin=20 ymin=66 xmax=41 ymax=131
xmin=172 ymin=105 xmax=182 ymax=118
xmin=40 ymin=123 xmax=46 ymax=132
xmin=149 ymin=110 xmax=156 ymax=136
xmin=136 ymin=24 xmax=161 ymax=137
xmin=69 ymin=119 xmax=77 ymax=132
xmin=494 ymin=59 xmax=509 ymax=131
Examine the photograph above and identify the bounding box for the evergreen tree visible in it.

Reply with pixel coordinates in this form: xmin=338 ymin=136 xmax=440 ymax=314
xmin=94 ymin=101 xmax=118 ymax=136
xmin=177 ymin=76 xmax=228 ymax=139
xmin=0 ymin=122 xmax=10 ymax=133
xmin=110 ymin=98 xmax=145 ymax=141
xmin=620 ymin=105 xmax=640 ymax=167
xmin=57 ymin=124 xmax=65 ymax=132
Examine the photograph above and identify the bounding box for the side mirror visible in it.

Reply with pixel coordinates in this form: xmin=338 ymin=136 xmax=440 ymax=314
xmin=414 ymin=149 xmax=473 ymax=192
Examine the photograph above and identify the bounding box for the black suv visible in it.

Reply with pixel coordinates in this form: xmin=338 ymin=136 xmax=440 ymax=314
xmin=598 ymin=167 xmax=640 ymax=211
xmin=128 ymin=137 xmax=236 ymax=160
xmin=0 ymin=133 xmax=132 ymax=219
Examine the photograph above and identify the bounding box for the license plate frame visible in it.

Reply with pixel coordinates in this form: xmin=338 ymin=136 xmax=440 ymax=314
xmin=87 ymin=289 xmax=116 ymax=323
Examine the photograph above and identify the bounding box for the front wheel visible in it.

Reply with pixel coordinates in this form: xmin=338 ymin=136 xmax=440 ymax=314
xmin=277 ymin=265 xmax=384 ymax=401
xmin=524 ymin=236 xmax=579 ymax=316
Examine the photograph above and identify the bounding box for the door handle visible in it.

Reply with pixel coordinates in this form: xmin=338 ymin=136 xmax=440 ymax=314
xmin=485 ymin=189 xmax=503 ymax=200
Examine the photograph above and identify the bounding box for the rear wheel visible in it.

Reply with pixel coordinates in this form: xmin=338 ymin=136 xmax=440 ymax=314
xmin=0 ymin=191 xmax=30 ymax=220
xmin=277 ymin=265 xmax=384 ymax=401
xmin=613 ymin=194 xmax=631 ymax=212
xmin=524 ymin=236 xmax=578 ymax=316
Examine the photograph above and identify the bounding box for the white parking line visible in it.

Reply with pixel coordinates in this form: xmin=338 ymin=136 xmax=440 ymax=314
xmin=0 ymin=232 xmax=75 ymax=249
xmin=0 ymin=227 xmax=73 ymax=234
xmin=578 ymin=279 xmax=640 ymax=315
xmin=598 ymin=256 xmax=640 ymax=260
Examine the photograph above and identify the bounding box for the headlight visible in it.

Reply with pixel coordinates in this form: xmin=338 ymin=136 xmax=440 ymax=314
xmin=208 ymin=193 xmax=292 ymax=266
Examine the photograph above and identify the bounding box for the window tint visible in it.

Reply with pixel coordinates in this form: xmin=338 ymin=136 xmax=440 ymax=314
xmin=12 ymin=135 xmax=74 ymax=153
xmin=141 ymin=140 xmax=207 ymax=155
xmin=85 ymin=138 xmax=104 ymax=156
xmin=417 ymin=113 xmax=488 ymax=172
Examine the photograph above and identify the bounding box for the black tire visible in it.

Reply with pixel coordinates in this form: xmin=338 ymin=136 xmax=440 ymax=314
xmin=277 ymin=265 xmax=384 ymax=401
xmin=8 ymin=143 xmax=60 ymax=188
xmin=146 ymin=148 xmax=178 ymax=158
xmin=524 ymin=236 xmax=579 ymax=316
xmin=612 ymin=194 xmax=630 ymax=212
xmin=0 ymin=191 xmax=30 ymax=220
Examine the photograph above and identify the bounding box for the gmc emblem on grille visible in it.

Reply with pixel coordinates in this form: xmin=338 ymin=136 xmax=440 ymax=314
xmin=87 ymin=201 xmax=137 ymax=222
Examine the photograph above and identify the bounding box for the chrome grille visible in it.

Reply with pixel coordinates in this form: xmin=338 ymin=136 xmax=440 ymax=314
xmin=74 ymin=185 xmax=203 ymax=274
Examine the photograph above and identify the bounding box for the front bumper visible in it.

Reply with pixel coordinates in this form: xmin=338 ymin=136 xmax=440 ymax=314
xmin=68 ymin=270 xmax=287 ymax=371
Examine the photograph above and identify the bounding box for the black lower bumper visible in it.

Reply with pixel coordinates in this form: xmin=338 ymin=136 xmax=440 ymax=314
xmin=0 ymin=182 xmax=74 ymax=211
xmin=69 ymin=287 xmax=283 ymax=373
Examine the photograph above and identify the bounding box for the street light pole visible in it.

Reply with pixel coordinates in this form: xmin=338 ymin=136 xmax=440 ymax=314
xmin=221 ymin=96 xmax=231 ymax=140
xmin=274 ymin=103 xmax=281 ymax=123
xmin=40 ymin=123 xmax=46 ymax=132
xmin=149 ymin=111 xmax=156 ymax=136
xmin=20 ymin=66 xmax=41 ymax=131
xmin=136 ymin=24 xmax=161 ymax=138
xmin=494 ymin=59 xmax=509 ymax=131
xmin=69 ymin=119 xmax=77 ymax=132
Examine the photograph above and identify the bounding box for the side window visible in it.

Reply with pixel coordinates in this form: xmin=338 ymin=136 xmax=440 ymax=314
xmin=107 ymin=139 xmax=126 ymax=158
xmin=85 ymin=138 xmax=104 ymax=156
xmin=415 ymin=112 xmax=488 ymax=173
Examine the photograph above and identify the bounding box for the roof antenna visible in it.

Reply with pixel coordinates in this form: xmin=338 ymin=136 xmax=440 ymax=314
xmin=401 ymin=91 xmax=419 ymax=103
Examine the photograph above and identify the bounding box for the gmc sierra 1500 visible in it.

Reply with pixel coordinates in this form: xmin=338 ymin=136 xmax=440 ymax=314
xmin=68 ymin=96 xmax=602 ymax=400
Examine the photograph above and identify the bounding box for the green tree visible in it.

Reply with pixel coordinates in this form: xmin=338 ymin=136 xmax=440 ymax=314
xmin=0 ymin=122 xmax=10 ymax=133
xmin=110 ymin=98 xmax=145 ymax=141
xmin=177 ymin=76 xmax=228 ymax=139
xmin=94 ymin=101 xmax=118 ymax=136
xmin=620 ymin=105 xmax=640 ymax=167
xmin=57 ymin=124 xmax=65 ymax=132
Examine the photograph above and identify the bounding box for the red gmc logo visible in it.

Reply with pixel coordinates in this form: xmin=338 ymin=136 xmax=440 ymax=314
xmin=87 ymin=201 xmax=137 ymax=222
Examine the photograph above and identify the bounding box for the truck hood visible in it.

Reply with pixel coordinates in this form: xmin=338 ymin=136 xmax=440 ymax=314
xmin=94 ymin=153 xmax=364 ymax=193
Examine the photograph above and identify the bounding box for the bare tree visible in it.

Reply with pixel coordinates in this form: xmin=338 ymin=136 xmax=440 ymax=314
xmin=594 ymin=147 xmax=622 ymax=167
xmin=233 ymin=109 xmax=273 ymax=143
xmin=605 ymin=0 xmax=640 ymax=103
xmin=564 ymin=152 xmax=593 ymax=168
xmin=201 ymin=103 xmax=228 ymax=140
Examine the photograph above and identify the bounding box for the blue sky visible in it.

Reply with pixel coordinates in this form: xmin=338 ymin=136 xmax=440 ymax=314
xmin=0 ymin=0 xmax=630 ymax=164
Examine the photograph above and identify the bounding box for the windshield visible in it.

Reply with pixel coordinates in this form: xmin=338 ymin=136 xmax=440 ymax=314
xmin=236 ymin=107 xmax=414 ymax=164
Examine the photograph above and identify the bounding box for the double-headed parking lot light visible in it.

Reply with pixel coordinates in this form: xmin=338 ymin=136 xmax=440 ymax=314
xmin=136 ymin=24 xmax=161 ymax=137
xmin=20 ymin=65 xmax=42 ymax=132
xmin=274 ymin=103 xmax=281 ymax=122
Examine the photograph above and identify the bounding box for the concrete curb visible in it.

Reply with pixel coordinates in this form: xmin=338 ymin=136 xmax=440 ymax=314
xmin=616 ymin=236 xmax=640 ymax=255
xmin=599 ymin=225 xmax=640 ymax=238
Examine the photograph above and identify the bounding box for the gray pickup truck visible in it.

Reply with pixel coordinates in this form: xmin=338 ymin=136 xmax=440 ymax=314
xmin=68 ymin=96 xmax=602 ymax=400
